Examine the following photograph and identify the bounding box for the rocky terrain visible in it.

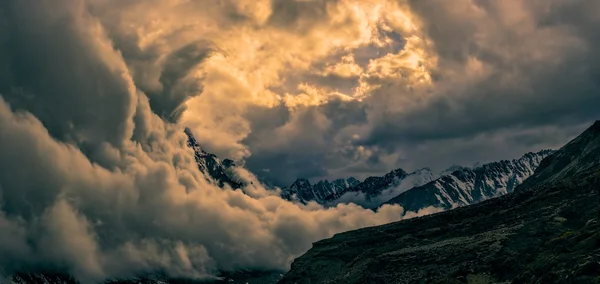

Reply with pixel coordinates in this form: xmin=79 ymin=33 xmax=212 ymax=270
xmin=12 ymin=123 xmax=596 ymax=284
xmin=280 ymin=151 xmax=552 ymax=209
xmin=279 ymin=182 xmax=600 ymax=284
xmin=185 ymin=128 xmax=242 ymax=189
xmin=384 ymin=150 xmax=554 ymax=212
xmin=517 ymin=121 xmax=600 ymax=191
xmin=184 ymin=127 xmax=553 ymax=214
xmin=280 ymin=177 xmax=361 ymax=204
xmin=278 ymin=121 xmax=600 ymax=284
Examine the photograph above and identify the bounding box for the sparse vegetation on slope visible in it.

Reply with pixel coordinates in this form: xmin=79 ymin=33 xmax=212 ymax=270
xmin=278 ymin=182 xmax=600 ymax=284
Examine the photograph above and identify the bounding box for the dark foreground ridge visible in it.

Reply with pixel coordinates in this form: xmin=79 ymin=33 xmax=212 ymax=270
xmin=278 ymin=182 xmax=600 ymax=284
xmin=279 ymin=121 xmax=600 ymax=284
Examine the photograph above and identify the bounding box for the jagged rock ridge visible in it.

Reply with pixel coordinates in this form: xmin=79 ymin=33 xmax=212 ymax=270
xmin=517 ymin=120 xmax=600 ymax=191
xmin=185 ymin=127 xmax=242 ymax=189
xmin=336 ymin=168 xmax=436 ymax=200
xmin=278 ymin=121 xmax=600 ymax=284
xmin=280 ymin=177 xmax=360 ymax=204
xmin=281 ymin=168 xmax=437 ymax=206
xmin=384 ymin=149 xmax=554 ymax=212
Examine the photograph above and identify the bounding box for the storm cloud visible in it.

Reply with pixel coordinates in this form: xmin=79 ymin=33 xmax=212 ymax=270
xmin=243 ymin=0 xmax=600 ymax=184
xmin=0 ymin=0 xmax=418 ymax=282
xmin=0 ymin=0 xmax=598 ymax=282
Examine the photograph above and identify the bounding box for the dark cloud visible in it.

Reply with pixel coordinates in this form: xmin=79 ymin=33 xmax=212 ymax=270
xmin=0 ymin=0 xmax=414 ymax=281
xmin=242 ymin=99 xmax=370 ymax=184
xmin=363 ymin=0 xmax=600 ymax=145
xmin=0 ymin=0 xmax=135 ymax=164
xmin=243 ymin=106 xmax=331 ymax=184
xmin=1 ymin=0 xmax=598 ymax=281
xmin=227 ymin=0 xmax=600 ymax=186
xmin=148 ymin=41 xmax=214 ymax=121
xmin=267 ymin=0 xmax=334 ymax=33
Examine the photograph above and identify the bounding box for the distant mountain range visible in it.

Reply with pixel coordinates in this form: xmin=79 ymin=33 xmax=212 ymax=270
xmin=10 ymin=122 xmax=599 ymax=284
xmin=383 ymin=150 xmax=554 ymax=212
xmin=278 ymin=121 xmax=600 ymax=284
xmin=280 ymin=177 xmax=361 ymax=204
xmin=183 ymin=128 xmax=555 ymax=212
xmin=279 ymin=167 xmax=437 ymax=207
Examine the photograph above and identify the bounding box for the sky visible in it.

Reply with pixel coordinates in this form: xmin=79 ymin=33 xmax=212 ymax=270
xmin=89 ymin=0 xmax=600 ymax=185
xmin=0 ymin=0 xmax=599 ymax=282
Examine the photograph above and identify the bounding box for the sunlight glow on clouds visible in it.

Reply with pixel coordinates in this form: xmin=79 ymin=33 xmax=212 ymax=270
xmin=0 ymin=0 xmax=443 ymax=281
xmin=0 ymin=0 xmax=600 ymax=281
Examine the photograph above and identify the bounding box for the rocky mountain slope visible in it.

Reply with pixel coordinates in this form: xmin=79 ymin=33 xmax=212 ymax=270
xmin=278 ymin=121 xmax=600 ymax=284
xmin=280 ymin=177 xmax=360 ymax=204
xmin=517 ymin=121 xmax=600 ymax=191
xmin=185 ymin=127 xmax=242 ymax=189
xmin=333 ymin=168 xmax=437 ymax=203
xmin=384 ymin=150 xmax=554 ymax=212
xmin=280 ymin=150 xmax=552 ymax=209
xmin=281 ymin=168 xmax=437 ymax=206
xmin=185 ymin=126 xmax=553 ymax=214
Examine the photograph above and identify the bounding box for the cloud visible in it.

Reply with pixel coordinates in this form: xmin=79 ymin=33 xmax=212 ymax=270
xmin=0 ymin=65 xmax=411 ymax=281
xmin=1 ymin=0 xmax=599 ymax=281
xmin=237 ymin=0 xmax=600 ymax=183
xmin=0 ymin=0 xmax=435 ymax=281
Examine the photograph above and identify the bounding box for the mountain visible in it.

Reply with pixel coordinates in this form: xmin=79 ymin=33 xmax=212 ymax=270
xmin=338 ymin=168 xmax=436 ymax=200
xmin=440 ymin=164 xmax=470 ymax=176
xmin=280 ymin=177 xmax=360 ymax=204
xmin=383 ymin=150 xmax=554 ymax=212
xmin=278 ymin=121 xmax=600 ymax=284
xmin=280 ymin=168 xmax=436 ymax=206
xmin=280 ymin=149 xmax=552 ymax=209
xmin=185 ymin=128 xmax=242 ymax=189
xmin=323 ymin=168 xmax=438 ymax=208
xmin=517 ymin=121 xmax=600 ymax=191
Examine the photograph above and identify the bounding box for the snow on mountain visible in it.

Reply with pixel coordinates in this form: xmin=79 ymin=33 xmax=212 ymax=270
xmin=328 ymin=168 xmax=438 ymax=208
xmin=401 ymin=168 xmax=437 ymax=193
xmin=184 ymin=125 xmax=560 ymax=214
xmin=280 ymin=177 xmax=360 ymax=204
xmin=384 ymin=150 xmax=555 ymax=212
xmin=440 ymin=165 xmax=470 ymax=176
xmin=184 ymin=128 xmax=242 ymax=189
xmin=280 ymin=168 xmax=437 ymax=208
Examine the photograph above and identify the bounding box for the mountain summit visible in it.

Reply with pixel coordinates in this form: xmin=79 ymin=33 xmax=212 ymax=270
xmin=281 ymin=177 xmax=360 ymax=204
xmin=278 ymin=121 xmax=600 ymax=284
xmin=384 ymin=150 xmax=554 ymax=212
xmin=184 ymin=128 xmax=242 ymax=188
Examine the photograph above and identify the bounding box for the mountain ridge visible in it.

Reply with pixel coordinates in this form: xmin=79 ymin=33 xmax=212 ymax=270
xmin=185 ymin=127 xmax=243 ymax=189
xmin=517 ymin=120 xmax=600 ymax=191
xmin=383 ymin=149 xmax=554 ymax=212
xmin=277 ymin=120 xmax=600 ymax=284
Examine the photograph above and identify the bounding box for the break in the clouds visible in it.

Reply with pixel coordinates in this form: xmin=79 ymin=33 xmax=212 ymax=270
xmin=0 ymin=0 xmax=599 ymax=282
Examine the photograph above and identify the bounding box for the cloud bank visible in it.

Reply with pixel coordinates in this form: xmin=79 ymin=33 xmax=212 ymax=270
xmin=0 ymin=0 xmax=599 ymax=282
xmin=95 ymin=0 xmax=599 ymax=185
xmin=0 ymin=0 xmax=429 ymax=282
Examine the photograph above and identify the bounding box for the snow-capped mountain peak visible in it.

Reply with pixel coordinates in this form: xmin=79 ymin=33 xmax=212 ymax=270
xmin=281 ymin=177 xmax=360 ymax=204
xmin=184 ymin=128 xmax=242 ymax=188
xmin=384 ymin=149 xmax=555 ymax=212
